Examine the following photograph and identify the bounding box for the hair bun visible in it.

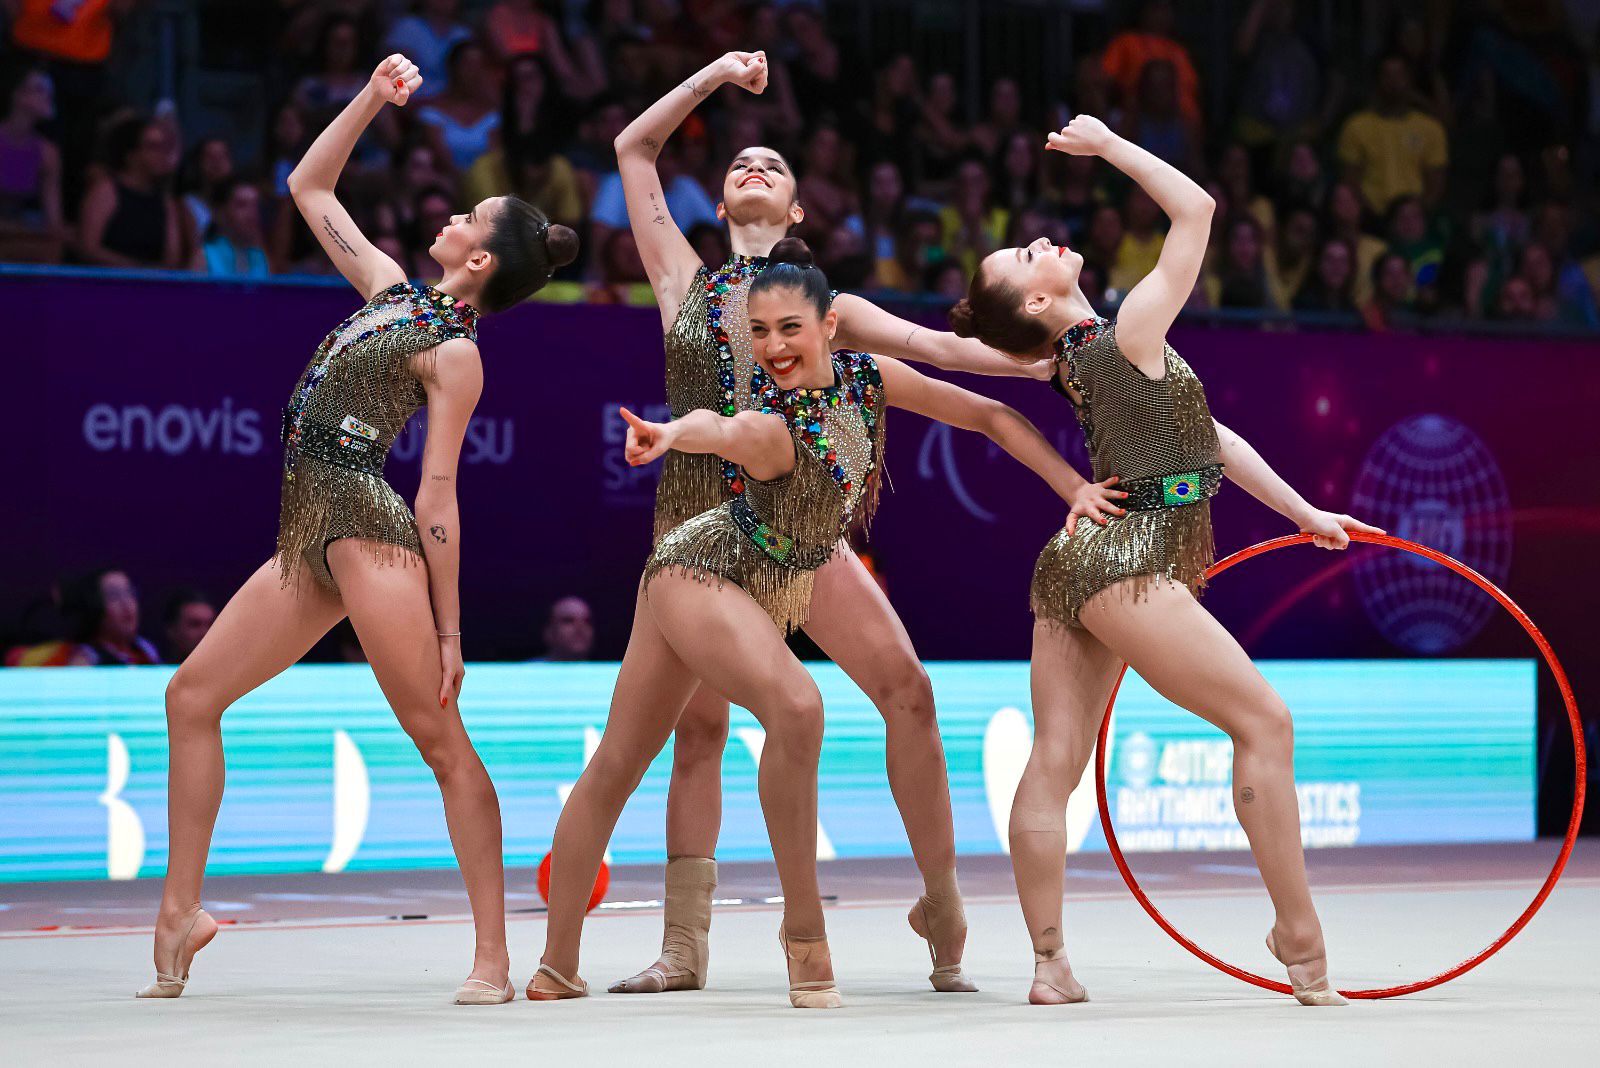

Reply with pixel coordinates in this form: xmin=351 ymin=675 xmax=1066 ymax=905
xmin=544 ymin=223 xmax=579 ymax=268
xmin=767 ymin=236 xmax=815 ymax=268
xmin=948 ymin=298 xmax=978 ymax=338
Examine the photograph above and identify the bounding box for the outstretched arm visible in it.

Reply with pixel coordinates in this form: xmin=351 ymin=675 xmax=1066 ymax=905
xmin=287 ymin=55 xmax=418 ymax=298
xmin=415 ymin=338 xmax=484 ymax=709
xmin=1048 ymin=115 xmax=1214 ymax=373
xmin=1214 ymin=419 xmax=1383 ymax=549
xmin=876 ymin=357 xmax=1126 ymax=533
xmin=613 ymin=51 xmax=768 ymax=327
xmin=831 ymin=293 xmax=1053 ymax=380
xmin=620 ymin=406 xmax=794 ymax=482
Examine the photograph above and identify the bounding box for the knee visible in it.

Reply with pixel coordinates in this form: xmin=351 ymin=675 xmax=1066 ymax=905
xmin=164 ymin=670 xmax=220 ymax=733
xmin=1026 ymin=737 xmax=1090 ymax=787
xmin=765 ymin=688 xmax=824 ymax=762
xmin=1234 ymin=695 xmax=1295 ymax=754
xmin=871 ymin=661 xmax=937 ymax=732
xmin=672 ymin=709 xmax=730 ymax=768
xmin=410 ymin=726 xmax=473 ymax=781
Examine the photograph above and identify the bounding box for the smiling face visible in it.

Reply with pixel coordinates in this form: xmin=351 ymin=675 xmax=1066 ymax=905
xmin=720 ymin=147 xmax=802 ymax=227
xmin=430 ymin=196 xmax=500 ymax=271
xmin=748 ymin=285 xmax=838 ymax=389
xmin=979 ymin=236 xmax=1085 ymax=319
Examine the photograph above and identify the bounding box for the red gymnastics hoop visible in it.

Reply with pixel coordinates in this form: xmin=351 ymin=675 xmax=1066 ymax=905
xmin=1091 ymin=531 xmax=1586 ymax=999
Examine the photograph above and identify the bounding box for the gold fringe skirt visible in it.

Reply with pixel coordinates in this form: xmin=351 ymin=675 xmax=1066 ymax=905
xmin=275 ymin=456 xmax=423 ymax=593
xmin=1030 ymin=502 xmax=1215 ymax=628
xmin=643 ymin=504 xmax=819 ymax=635
xmin=652 ymin=450 xmax=732 ymax=545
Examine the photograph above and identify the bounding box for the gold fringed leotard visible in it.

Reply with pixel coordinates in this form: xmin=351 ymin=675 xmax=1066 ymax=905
xmin=644 ymin=351 xmax=886 ymax=634
xmin=654 ymin=254 xmax=769 ymax=543
xmin=277 ymin=282 xmax=480 ymax=592
xmin=1031 ymin=317 xmax=1224 ymax=627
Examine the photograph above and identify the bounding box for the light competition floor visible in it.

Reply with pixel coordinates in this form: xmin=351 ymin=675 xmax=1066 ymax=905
xmin=2 ymin=843 xmax=1596 ymax=1066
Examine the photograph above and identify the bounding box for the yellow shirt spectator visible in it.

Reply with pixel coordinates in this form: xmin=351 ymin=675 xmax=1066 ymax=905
xmin=464 ymin=150 xmax=585 ymax=230
xmin=1110 ymin=231 xmax=1164 ymax=295
xmin=1337 ymin=109 xmax=1447 ymax=217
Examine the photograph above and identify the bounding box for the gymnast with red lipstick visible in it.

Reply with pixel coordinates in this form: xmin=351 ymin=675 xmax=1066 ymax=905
xmin=529 ymin=237 xmax=1108 ymax=1008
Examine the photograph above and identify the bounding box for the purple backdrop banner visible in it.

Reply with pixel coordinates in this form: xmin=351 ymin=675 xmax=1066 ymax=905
xmin=9 ymin=272 xmax=1597 ymax=828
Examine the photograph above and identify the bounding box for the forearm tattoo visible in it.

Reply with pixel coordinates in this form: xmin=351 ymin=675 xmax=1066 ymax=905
xmin=682 ymin=79 xmax=710 ymax=99
xmin=428 ymin=524 xmax=448 ymax=544
xmin=649 ymin=191 xmax=666 ymax=226
xmin=904 ymin=326 xmax=921 ymax=349
xmin=322 ymin=214 xmax=356 ymax=257
xmin=429 ymin=474 xmax=452 ymax=482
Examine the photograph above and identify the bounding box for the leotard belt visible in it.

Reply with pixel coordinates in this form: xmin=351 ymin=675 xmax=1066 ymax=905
xmin=281 ymin=409 xmax=389 ymax=477
xmin=1114 ymin=463 xmax=1224 ymax=511
xmin=730 ymin=496 xmax=833 ymax=569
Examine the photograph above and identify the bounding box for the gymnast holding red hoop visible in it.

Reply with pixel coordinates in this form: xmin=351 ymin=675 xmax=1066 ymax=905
xmin=949 ymin=114 xmax=1382 ymax=1006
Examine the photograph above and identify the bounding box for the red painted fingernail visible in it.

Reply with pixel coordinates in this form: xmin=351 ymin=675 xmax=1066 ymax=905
xmin=440 ymin=695 xmax=447 ymax=708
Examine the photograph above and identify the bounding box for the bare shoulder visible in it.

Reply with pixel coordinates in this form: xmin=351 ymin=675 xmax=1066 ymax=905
xmin=416 ymin=336 xmax=484 ymax=393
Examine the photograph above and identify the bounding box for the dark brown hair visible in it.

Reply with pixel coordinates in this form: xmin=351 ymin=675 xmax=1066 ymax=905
xmin=949 ymin=261 xmax=1055 ymax=355
xmin=749 ymin=237 xmax=830 ymax=318
xmin=480 ymin=196 xmax=578 ymax=313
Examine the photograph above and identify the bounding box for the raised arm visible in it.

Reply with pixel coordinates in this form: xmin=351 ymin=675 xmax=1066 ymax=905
xmin=1048 ymin=115 xmax=1214 ymax=373
xmin=620 ymin=406 xmax=793 ymax=482
xmin=415 ymin=338 xmax=484 ymax=708
xmin=876 ymin=357 xmax=1126 ymax=533
xmin=613 ymin=50 xmax=768 ymax=327
xmin=1213 ymin=418 xmax=1382 ymax=549
xmin=831 ymin=293 xmax=1052 ymax=380
xmin=286 ymin=55 xmax=418 ymax=298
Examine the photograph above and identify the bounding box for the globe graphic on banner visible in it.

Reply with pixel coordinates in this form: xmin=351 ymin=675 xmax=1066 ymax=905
xmin=1350 ymin=415 xmax=1512 ymax=653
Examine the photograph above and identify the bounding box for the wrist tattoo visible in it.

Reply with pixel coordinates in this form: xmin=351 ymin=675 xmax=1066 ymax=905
xmin=904 ymin=326 xmax=920 ymax=348
xmin=682 ymin=79 xmax=710 ymax=98
xmin=430 ymin=474 xmax=452 ymax=482
xmin=322 ymin=214 xmax=356 ymax=257
xmin=428 ymin=524 xmax=448 ymax=544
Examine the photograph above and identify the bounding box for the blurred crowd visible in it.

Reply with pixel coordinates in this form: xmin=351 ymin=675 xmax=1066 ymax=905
xmin=1 ymin=0 xmax=1599 ymax=331
xmin=2 ymin=566 xmax=596 ymax=666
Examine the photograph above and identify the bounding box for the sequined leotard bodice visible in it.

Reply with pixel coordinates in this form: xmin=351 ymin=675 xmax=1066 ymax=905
xmin=654 ymin=254 xmax=769 ymax=542
xmin=276 ymin=282 xmax=480 ymax=591
xmin=1031 ymin=317 xmax=1223 ymax=626
xmin=646 ymin=351 xmax=886 ymax=633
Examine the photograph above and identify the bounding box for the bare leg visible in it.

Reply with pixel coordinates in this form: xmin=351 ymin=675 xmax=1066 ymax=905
xmin=1010 ymin=620 xmax=1121 ymax=1004
xmin=328 ymin=540 xmax=508 ymax=991
xmin=540 ymin=584 xmax=701 ymax=984
xmin=664 ymin=684 xmax=729 ymax=858
xmin=803 ymin=545 xmax=970 ymax=987
xmin=1079 ymin=579 xmax=1338 ymax=999
xmin=150 ymin=559 xmax=344 ymax=989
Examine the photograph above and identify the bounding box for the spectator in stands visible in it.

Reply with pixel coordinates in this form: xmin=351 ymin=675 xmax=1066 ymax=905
xmin=1391 ymin=9 xmax=1452 ymax=125
xmin=993 ymin=130 xmax=1042 ymax=217
xmin=845 ymin=158 xmax=906 ymax=284
xmin=884 ymin=208 xmax=944 ymax=293
xmin=1233 ymin=0 xmax=1327 ymax=149
xmin=160 ymin=588 xmax=215 ymax=664
xmin=1528 ymin=202 xmax=1600 ymax=328
xmin=61 ymin=568 xmax=160 ymax=666
xmin=178 ymin=137 xmax=234 ymax=241
xmin=927 ymin=258 xmax=967 ymax=300
xmin=1125 ymin=58 xmax=1203 ymax=178
xmin=194 ymin=177 xmax=270 ymax=278
xmin=1473 ymin=153 xmax=1532 ymax=278
xmin=1049 ymin=150 xmax=1104 ymax=244
xmin=785 ymin=5 xmax=850 ymax=130
xmin=1336 ymin=54 xmax=1448 ymax=216
xmin=536 ymin=595 xmax=594 ymax=662
xmin=586 ymin=227 xmax=651 ymax=304
xmin=1384 ymin=195 xmax=1444 ymax=305
xmin=464 ymin=54 xmax=583 ymax=229
xmin=794 ymin=121 xmax=858 ymax=245
xmin=417 ymin=40 xmax=501 ymax=172
xmin=1102 ymin=0 xmax=1202 ymax=125
xmin=864 ymin=52 xmax=920 ymax=169
xmin=1363 ymin=251 xmax=1414 ymax=331
xmin=486 ymin=0 xmax=550 ymax=60
xmin=1081 ymin=202 xmax=1124 ymax=296
xmin=1111 ymin=186 xmax=1165 ymax=294
xmin=375 ymin=140 xmax=452 ymax=255
xmin=915 ymin=71 xmax=967 ymax=193
xmin=970 ymin=76 xmax=1026 ymax=166
xmin=1495 ymin=273 xmax=1539 ymax=321
xmin=1206 ymin=214 xmax=1284 ymax=310
xmin=1267 ymin=205 xmax=1319 ymax=303
xmin=687 ymin=221 xmax=727 ymax=269
xmin=8 ymin=0 xmax=132 ymax=208
xmin=2 ymin=591 xmax=88 ymax=667
xmin=1293 ymin=237 xmax=1357 ymax=314
xmin=78 ymin=115 xmax=181 ymax=269
xmin=1279 ymin=139 xmax=1328 ymax=214
xmin=382 ymin=0 xmax=472 ymax=101
xmin=819 ymin=220 xmax=872 ymax=291
xmin=1216 ymin=141 xmax=1275 ymax=237
xmin=1518 ymin=239 xmax=1598 ymax=327
xmin=940 ymin=156 xmax=1005 ymax=275
xmin=266 ymin=101 xmax=309 ymax=200
xmin=1325 ymin=180 xmax=1385 ymax=308
xmin=0 ymin=64 xmax=64 ymax=263
xmin=293 ymin=16 xmax=375 ymax=137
